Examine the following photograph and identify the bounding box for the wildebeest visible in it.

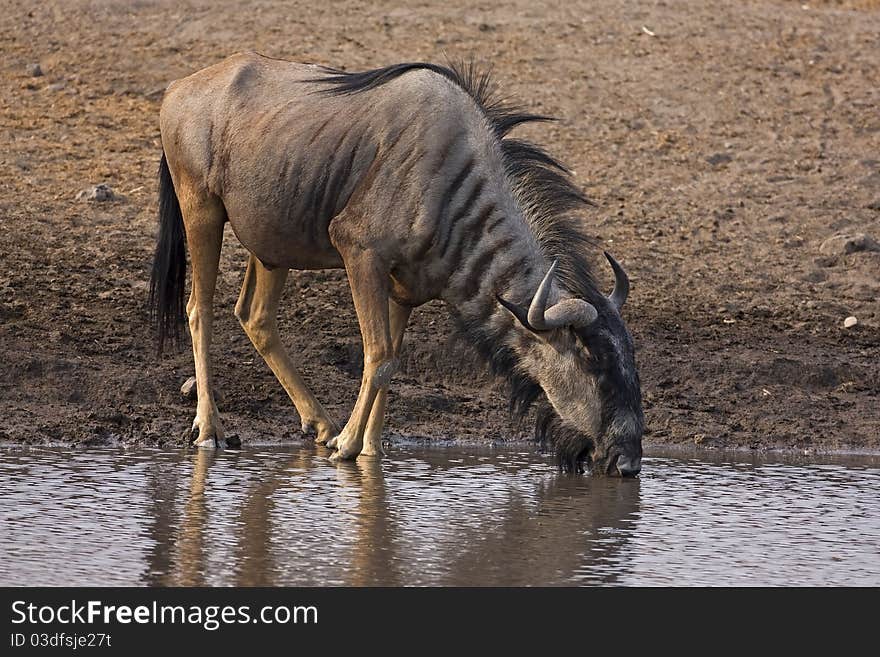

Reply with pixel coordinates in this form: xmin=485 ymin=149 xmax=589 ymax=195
xmin=150 ymin=51 xmax=643 ymax=475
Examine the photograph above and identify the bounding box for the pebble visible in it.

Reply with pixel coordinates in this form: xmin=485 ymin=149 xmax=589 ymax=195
xmin=843 ymin=316 xmax=858 ymax=328
xmin=706 ymin=152 xmax=733 ymax=166
xmin=819 ymin=233 xmax=880 ymax=256
xmin=27 ymin=63 xmax=43 ymax=77
xmin=180 ymin=376 xmax=222 ymax=402
xmin=180 ymin=376 xmax=197 ymax=399
xmin=76 ymin=183 xmax=115 ymax=202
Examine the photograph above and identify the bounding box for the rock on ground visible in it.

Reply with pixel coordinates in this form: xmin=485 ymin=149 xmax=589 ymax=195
xmin=180 ymin=376 xmax=198 ymax=400
xmin=819 ymin=233 xmax=880 ymax=256
xmin=76 ymin=183 xmax=115 ymax=202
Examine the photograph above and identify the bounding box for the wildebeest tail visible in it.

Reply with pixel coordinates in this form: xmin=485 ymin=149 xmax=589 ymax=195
xmin=149 ymin=152 xmax=187 ymax=354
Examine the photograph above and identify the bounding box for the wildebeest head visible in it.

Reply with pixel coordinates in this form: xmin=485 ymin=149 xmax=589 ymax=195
xmin=499 ymin=253 xmax=644 ymax=476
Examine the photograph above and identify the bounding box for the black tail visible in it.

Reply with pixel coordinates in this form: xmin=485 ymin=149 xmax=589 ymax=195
xmin=149 ymin=152 xmax=187 ymax=354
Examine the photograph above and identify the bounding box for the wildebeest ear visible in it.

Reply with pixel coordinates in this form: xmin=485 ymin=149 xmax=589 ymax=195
xmin=497 ymin=295 xmax=541 ymax=334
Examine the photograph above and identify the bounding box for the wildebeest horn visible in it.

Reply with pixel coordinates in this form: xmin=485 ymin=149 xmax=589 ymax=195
xmin=525 ymin=260 xmax=598 ymax=330
xmin=605 ymin=251 xmax=629 ymax=310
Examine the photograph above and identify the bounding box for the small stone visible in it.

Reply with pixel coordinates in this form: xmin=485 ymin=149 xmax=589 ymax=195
xmin=27 ymin=63 xmax=43 ymax=77
xmin=706 ymin=152 xmax=733 ymax=166
xmin=76 ymin=183 xmax=115 ymax=202
xmin=180 ymin=376 xmax=197 ymax=399
xmin=819 ymin=233 xmax=880 ymax=256
xmin=843 ymin=316 xmax=858 ymax=328
xmin=46 ymin=82 xmax=65 ymax=93
xmin=180 ymin=376 xmax=222 ymax=402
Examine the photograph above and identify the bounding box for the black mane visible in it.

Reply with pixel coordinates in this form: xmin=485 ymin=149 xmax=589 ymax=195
xmin=314 ymin=61 xmax=602 ymax=471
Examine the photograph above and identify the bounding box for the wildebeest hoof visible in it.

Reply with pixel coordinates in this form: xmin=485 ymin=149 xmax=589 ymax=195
xmin=308 ymin=418 xmax=339 ymax=446
xmin=314 ymin=428 xmax=335 ymax=446
xmin=193 ymin=436 xmax=219 ymax=449
xmin=329 ymin=448 xmax=357 ymax=462
xmin=185 ymin=425 xmax=222 ymax=449
xmin=328 ymin=434 xmax=360 ymax=461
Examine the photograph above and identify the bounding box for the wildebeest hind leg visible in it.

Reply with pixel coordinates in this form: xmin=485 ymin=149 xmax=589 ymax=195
xmin=359 ymin=299 xmax=411 ymax=458
xmin=181 ymin=190 xmax=227 ymax=448
xmin=234 ymin=254 xmax=340 ymax=444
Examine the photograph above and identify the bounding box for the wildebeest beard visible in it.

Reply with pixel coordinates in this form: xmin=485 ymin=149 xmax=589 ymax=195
xmin=535 ymin=402 xmax=596 ymax=474
xmin=451 ymin=321 xmax=599 ymax=474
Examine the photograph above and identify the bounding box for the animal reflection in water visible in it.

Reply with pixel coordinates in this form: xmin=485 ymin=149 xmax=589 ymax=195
xmin=142 ymin=449 xmax=640 ymax=586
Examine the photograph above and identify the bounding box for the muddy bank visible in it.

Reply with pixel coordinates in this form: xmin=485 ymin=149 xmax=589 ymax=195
xmin=0 ymin=0 xmax=877 ymax=451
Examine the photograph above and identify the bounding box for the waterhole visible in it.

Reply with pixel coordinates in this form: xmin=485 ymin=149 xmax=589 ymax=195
xmin=1 ymin=445 xmax=877 ymax=586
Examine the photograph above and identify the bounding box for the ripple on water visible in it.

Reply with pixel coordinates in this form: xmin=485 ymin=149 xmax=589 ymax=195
xmin=0 ymin=446 xmax=877 ymax=586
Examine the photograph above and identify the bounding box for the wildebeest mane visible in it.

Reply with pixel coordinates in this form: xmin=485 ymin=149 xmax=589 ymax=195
xmin=315 ymin=60 xmax=601 ymax=471
xmin=314 ymin=60 xmax=599 ymax=293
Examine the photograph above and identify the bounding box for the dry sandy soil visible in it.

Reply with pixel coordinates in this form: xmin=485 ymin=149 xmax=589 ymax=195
xmin=1 ymin=0 xmax=878 ymax=454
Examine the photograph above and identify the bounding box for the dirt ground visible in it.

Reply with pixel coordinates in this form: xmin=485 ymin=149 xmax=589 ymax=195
xmin=1 ymin=0 xmax=878 ymax=454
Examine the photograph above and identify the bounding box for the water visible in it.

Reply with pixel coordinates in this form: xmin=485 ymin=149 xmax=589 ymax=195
xmin=0 ymin=445 xmax=878 ymax=586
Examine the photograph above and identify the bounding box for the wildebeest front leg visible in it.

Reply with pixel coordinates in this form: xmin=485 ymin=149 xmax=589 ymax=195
xmin=360 ymin=300 xmax=411 ymax=457
xmin=327 ymin=246 xmax=395 ymax=461
xmin=234 ymin=254 xmax=339 ymax=444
